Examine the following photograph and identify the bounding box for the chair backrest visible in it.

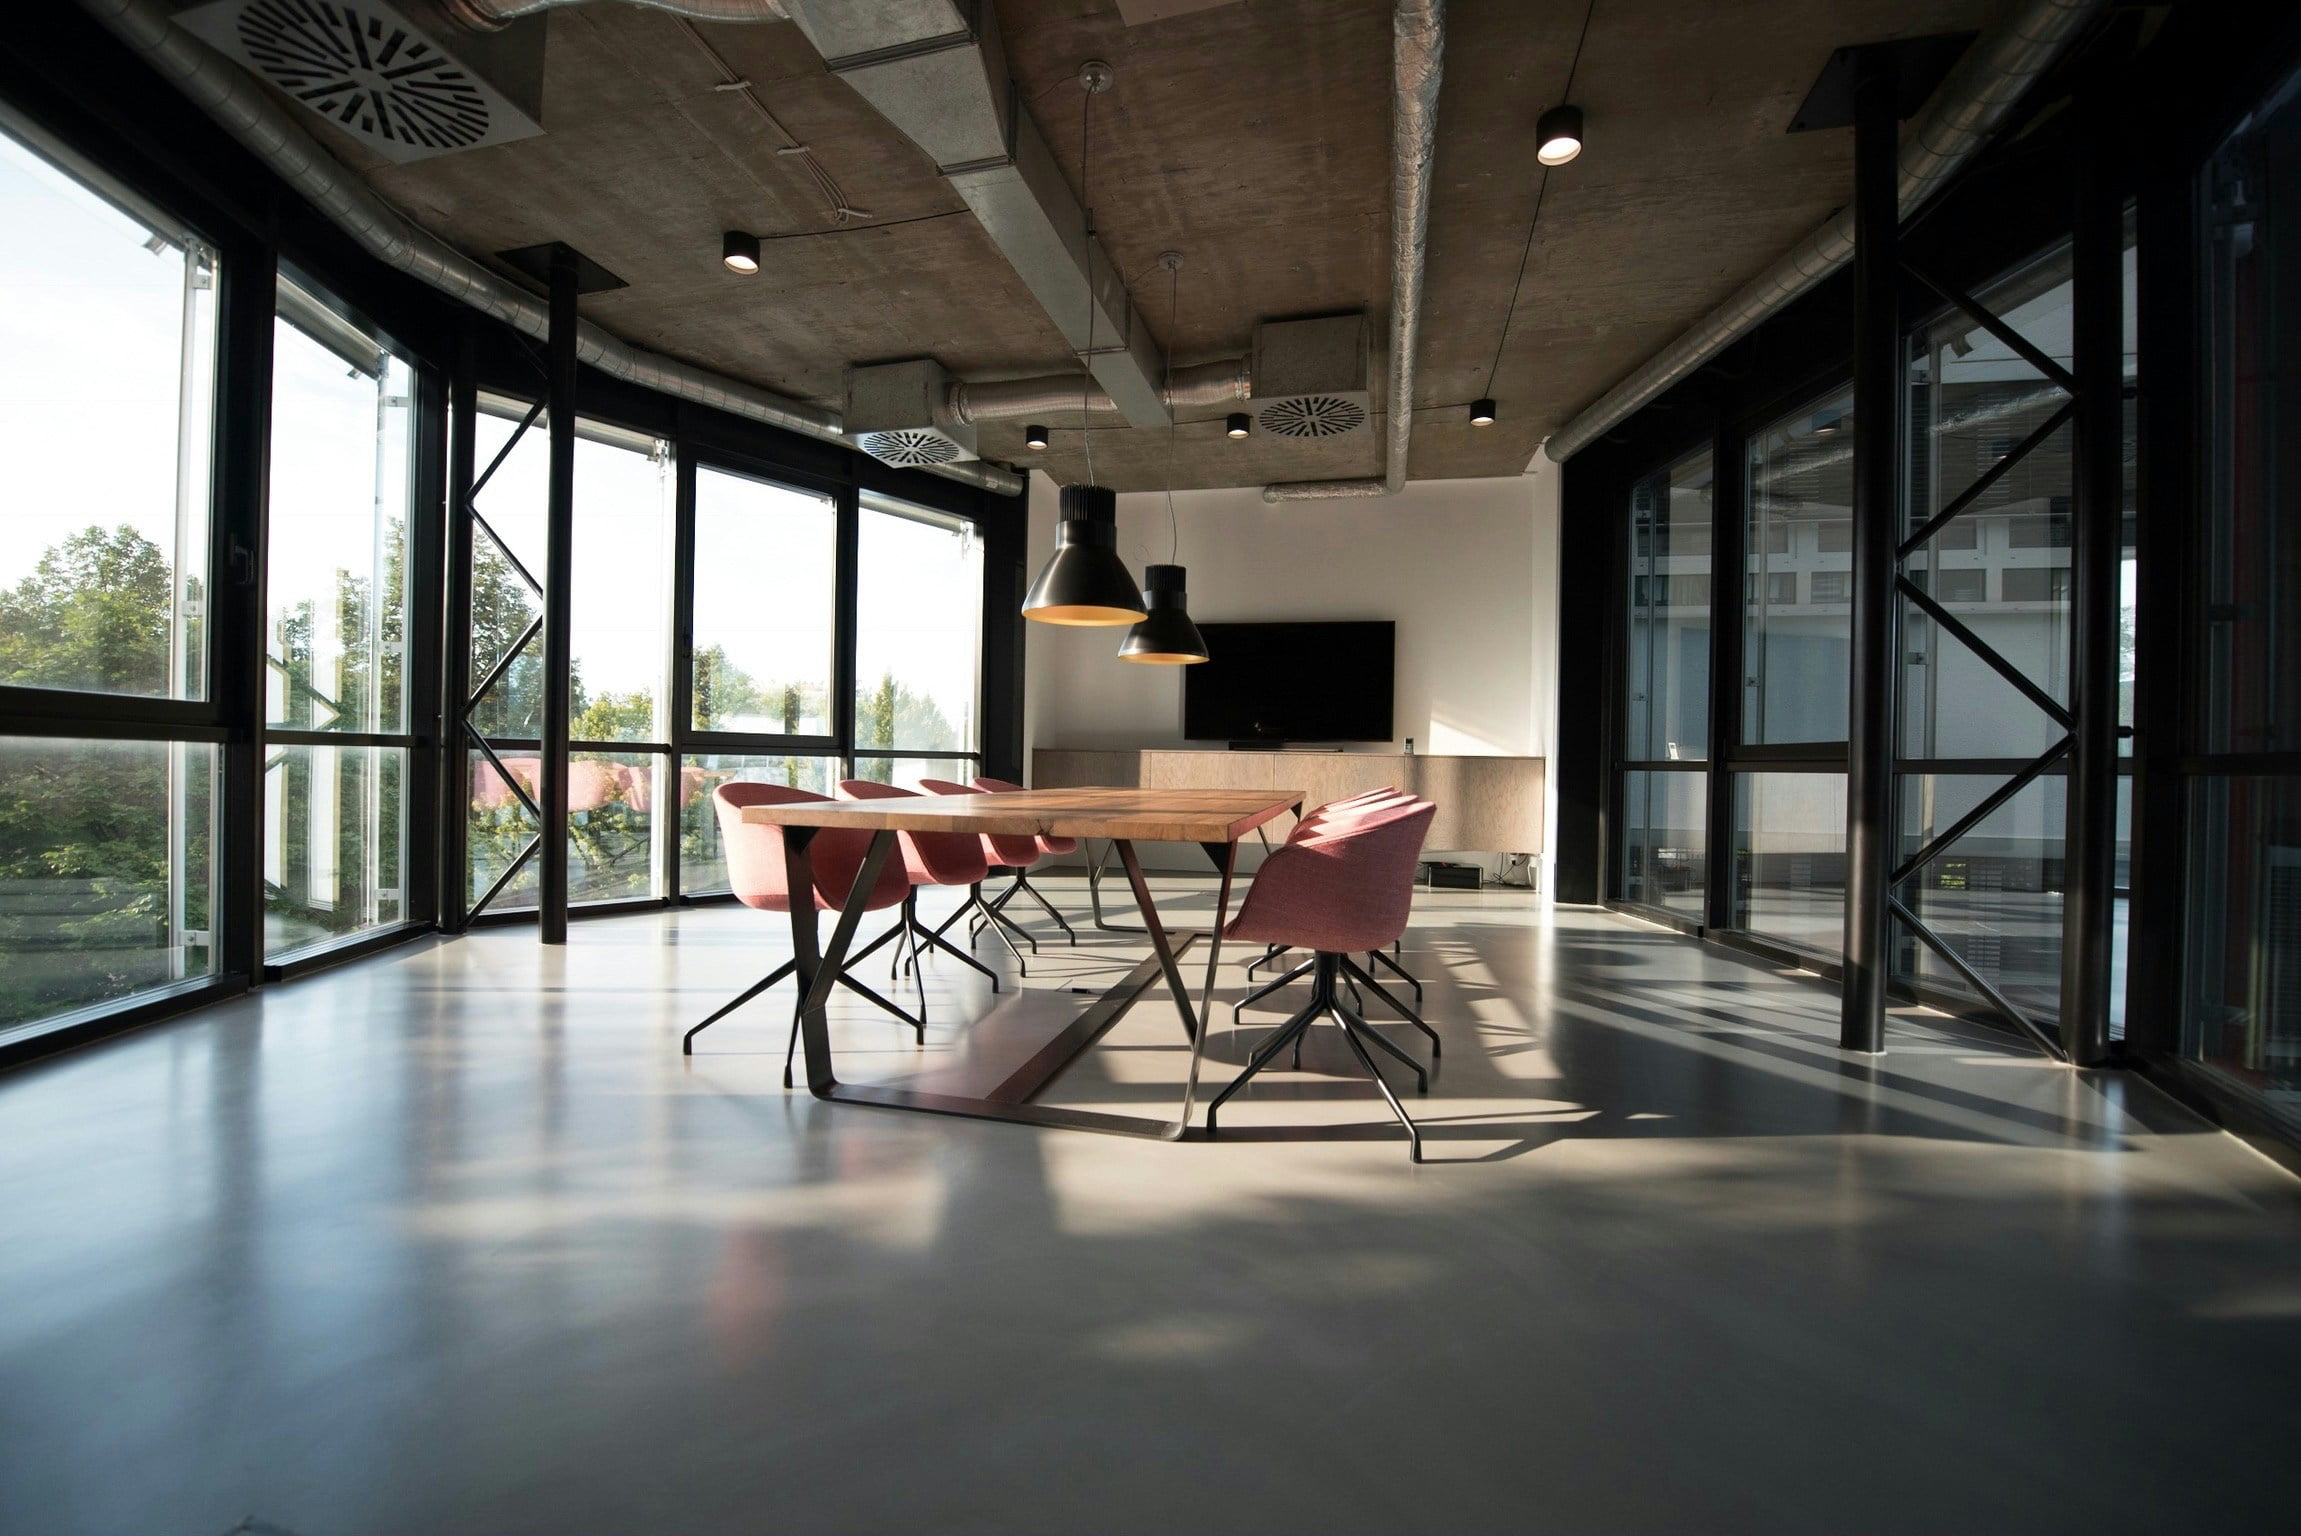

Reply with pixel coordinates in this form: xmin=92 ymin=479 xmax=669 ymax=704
xmin=713 ymin=781 xmax=910 ymax=914
xmin=970 ymin=775 xmax=1079 ymax=856
xmin=837 ymin=779 xmax=990 ymax=886
xmin=1290 ymin=786 xmax=1414 ymax=843
xmin=920 ymin=778 xmax=1041 ymax=868
xmin=1228 ymin=796 xmax=1436 ymax=955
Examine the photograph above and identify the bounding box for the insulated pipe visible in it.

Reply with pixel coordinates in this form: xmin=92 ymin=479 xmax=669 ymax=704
xmin=1263 ymin=0 xmax=1444 ymax=503
xmin=1541 ymin=0 xmax=2105 ymax=465
xmin=439 ymin=0 xmax=785 ymax=29
xmin=947 ymin=358 xmax=1251 ymax=425
xmin=74 ymin=0 xmax=1025 ymax=497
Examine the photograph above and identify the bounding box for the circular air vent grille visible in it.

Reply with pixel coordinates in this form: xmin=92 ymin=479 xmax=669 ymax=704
xmin=1257 ymin=394 xmax=1370 ymax=438
xmin=234 ymin=0 xmax=493 ymax=154
xmin=862 ymin=429 xmax=964 ymax=467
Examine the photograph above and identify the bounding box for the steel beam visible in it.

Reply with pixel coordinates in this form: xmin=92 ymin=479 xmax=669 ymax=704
xmin=1840 ymin=49 xmax=1902 ymax=1054
xmin=538 ymin=244 xmax=577 ymax=944
xmin=2059 ymin=75 xmax=2124 ymax=1064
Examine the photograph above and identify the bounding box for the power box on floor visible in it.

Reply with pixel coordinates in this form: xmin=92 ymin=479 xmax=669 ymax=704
xmin=1418 ymin=861 xmax=1482 ymax=890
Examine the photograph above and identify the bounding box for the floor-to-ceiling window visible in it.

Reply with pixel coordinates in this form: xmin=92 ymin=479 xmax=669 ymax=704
xmin=682 ymin=463 xmax=844 ymax=896
xmin=262 ymin=272 xmax=415 ymax=960
xmin=2184 ymin=59 xmax=2301 ymax=1138
xmin=0 ymin=115 xmax=221 ymax=1038
xmin=1620 ymin=449 xmax=1712 ymax=918
xmin=850 ymin=491 xmax=984 ymax=792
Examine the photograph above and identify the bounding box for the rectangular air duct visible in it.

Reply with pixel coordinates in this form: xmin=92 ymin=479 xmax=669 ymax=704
xmin=1248 ymin=315 xmax=1372 ymax=439
xmin=845 ymin=360 xmax=979 ymax=468
xmin=174 ymin=0 xmax=545 ymax=163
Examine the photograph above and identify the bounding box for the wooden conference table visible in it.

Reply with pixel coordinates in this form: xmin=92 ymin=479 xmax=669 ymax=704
xmin=739 ymin=786 xmax=1304 ymax=1139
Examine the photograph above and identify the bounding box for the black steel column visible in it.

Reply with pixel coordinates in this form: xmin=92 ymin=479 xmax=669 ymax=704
xmin=214 ymin=236 xmax=277 ymax=988
xmin=2060 ymin=78 xmax=2123 ymax=1064
xmin=1840 ymin=49 xmax=1901 ymax=1053
xmin=440 ymin=334 xmax=477 ymax=932
xmin=539 ymin=247 xmax=578 ymax=943
xmin=1705 ymin=412 xmax=1745 ymax=933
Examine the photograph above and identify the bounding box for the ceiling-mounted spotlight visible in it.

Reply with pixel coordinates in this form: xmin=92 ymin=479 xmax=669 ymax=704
xmin=1226 ymin=413 xmax=1251 ymax=439
xmin=1118 ymin=564 xmax=1209 ymax=665
xmin=1470 ymin=398 xmax=1497 ymax=427
xmin=1536 ymin=105 xmax=1584 ymax=167
xmin=721 ymin=230 xmax=760 ymax=274
xmin=1022 ymin=485 xmax=1146 ymax=626
xmin=1025 ymin=423 xmax=1050 ymax=451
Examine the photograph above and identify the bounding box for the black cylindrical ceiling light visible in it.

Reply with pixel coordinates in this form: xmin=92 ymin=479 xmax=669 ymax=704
xmin=1469 ymin=397 xmax=1497 ymax=426
xmin=1022 ymin=485 xmax=1146 ymax=626
xmin=1118 ymin=563 xmax=1208 ymax=664
xmin=721 ymin=229 xmax=760 ymax=274
xmin=1536 ymin=104 xmax=1584 ymax=167
xmin=1226 ymin=412 xmax=1251 ymax=439
xmin=1025 ymin=423 xmax=1050 ymax=450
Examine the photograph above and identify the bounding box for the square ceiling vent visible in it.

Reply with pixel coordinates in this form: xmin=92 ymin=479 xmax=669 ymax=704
xmin=174 ymin=0 xmax=545 ymax=163
xmin=1247 ymin=314 xmax=1372 ymax=439
xmin=846 ymin=360 xmax=979 ymax=468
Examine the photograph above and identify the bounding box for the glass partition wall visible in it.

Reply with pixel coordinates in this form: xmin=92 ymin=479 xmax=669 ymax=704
xmin=0 ymin=86 xmax=1010 ymax=1057
xmin=1611 ymin=228 xmax=2137 ymax=1039
xmin=0 ymin=115 xmax=222 ymax=1040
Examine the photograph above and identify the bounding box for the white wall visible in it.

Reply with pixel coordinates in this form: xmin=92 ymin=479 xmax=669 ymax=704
xmin=1023 ymin=460 xmax=1564 ymax=884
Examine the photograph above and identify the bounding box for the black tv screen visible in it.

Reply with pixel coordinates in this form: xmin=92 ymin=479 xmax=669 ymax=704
xmin=1184 ymin=622 xmax=1395 ymax=744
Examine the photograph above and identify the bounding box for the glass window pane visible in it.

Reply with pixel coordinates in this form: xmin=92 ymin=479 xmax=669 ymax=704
xmin=680 ymin=754 xmax=841 ymax=896
xmin=467 ymin=400 xmax=547 ymax=741
xmin=572 ymin=432 xmax=670 ymax=744
xmin=1734 ymin=772 xmax=1846 ymax=958
xmin=263 ymin=744 xmax=406 ymax=959
xmin=691 ymin=468 xmax=836 ymax=736
xmin=569 ymin=750 xmax=660 ymax=904
xmin=0 ymin=737 xmax=216 ymax=1036
xmin=1904 ymin=243 xmax=2078 ymax=762
xmin=855 ymin=496 xmax=982 ymax=753
xmin=2183 ymin=776 xmax=2301 ymax=1140
xmin=2200 ymin=66 xmax=2301 ymax=755
xmin=1621 ymin=769 xmax=1704 ymax=917
xmin=1624 ymin=449 xmax=1712 ymax=760
xmin=1898 ymin=772 xmax=2065 ymax=1019
xmin=1745 ymin=386 xmax=1852 ymax=744
xmin=467 ymin=747 xmax=540 ymax=913
xmin=0 ymin=126 xmax=215 ymax=701
xmin=266 ymin=276 xmax=413 ymax=733
xmin=463 ymin=750 xmax=664 ymax=911
xmin=847 ymin=755 xmax=978 ymax=795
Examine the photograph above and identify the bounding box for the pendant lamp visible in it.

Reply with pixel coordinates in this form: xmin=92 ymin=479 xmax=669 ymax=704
xmin=1118 ymin=564 xmax=1208 ymax=664
xmin=1022 ymin=484 xmax=1145 ymax=625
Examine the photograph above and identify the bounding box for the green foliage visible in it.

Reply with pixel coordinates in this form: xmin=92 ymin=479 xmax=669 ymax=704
xmin=0 ymin=524 xmax=174 ymax=695
xmin=855 ymin=668 xmax=957 ymax=752
xmin=0 ymin=527 xmax=205 ymax=1024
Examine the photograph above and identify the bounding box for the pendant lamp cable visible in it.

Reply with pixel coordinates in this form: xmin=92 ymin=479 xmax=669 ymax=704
xmin=1079 ymin=86 xmax=1097 ymax=489
xmin=1485 ymin=0 xmax=1597 ymax=397
xmin=1164 ymin=260 xmax=1180 ymax=563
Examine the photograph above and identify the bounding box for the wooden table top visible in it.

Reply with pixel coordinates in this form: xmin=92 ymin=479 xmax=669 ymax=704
xmin=738 ymin=786 xmax=1304 ymax=844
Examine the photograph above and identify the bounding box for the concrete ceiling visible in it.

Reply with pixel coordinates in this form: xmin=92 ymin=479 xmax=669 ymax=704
xmin=341 ymin=0 xmax=2009 ymax=491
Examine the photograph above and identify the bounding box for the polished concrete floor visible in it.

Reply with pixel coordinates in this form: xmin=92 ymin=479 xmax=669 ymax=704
xmin=3 ymin=884 xmax=2298 ymax=1536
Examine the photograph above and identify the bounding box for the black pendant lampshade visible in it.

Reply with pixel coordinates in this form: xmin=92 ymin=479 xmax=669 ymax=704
xmin=1117 ymin=563 xmax=1208 ymax=664
xmin=1022 ymin=485 xmax=1146 ymax=626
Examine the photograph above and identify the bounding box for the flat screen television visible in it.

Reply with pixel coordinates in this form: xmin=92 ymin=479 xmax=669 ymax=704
xmin=1183 ymin=621 xmax=1395 ymax=744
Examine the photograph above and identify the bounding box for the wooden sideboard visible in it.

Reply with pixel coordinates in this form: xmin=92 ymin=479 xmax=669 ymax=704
xmin=1031 ymin=748 xmax=1544 ymax=854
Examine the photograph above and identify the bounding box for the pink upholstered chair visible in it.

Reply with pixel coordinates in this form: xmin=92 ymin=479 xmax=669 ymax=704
xmin=1238 ymin=788 xmax=1430 ymax=1022
xmin=687 ymin=783 xmax=924 ymax=1086
xmin=1207 ymin=795 xmax=1439 ymax=1161
xmin=919 ymin=778 xmax=1044 ymax=965
xmin=836 ymin=778 xmax=1005 ymax=986
xmin=969 ymin=775 xmax=1079 ymax=945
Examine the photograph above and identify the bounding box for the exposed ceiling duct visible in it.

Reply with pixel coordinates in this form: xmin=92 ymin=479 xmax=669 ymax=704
xmin=447 ymin=0 xmax=1181 ymax=435
xmin=72 ymin=0 xmax=1023 ymax=495
xmin=1261 ymin=0 xmax=1444 ymax=502
xmin=1539 ymin=0 xmax=2106 ymax=466
xmin=945 ymin=358 xmax=1252 ymax=426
